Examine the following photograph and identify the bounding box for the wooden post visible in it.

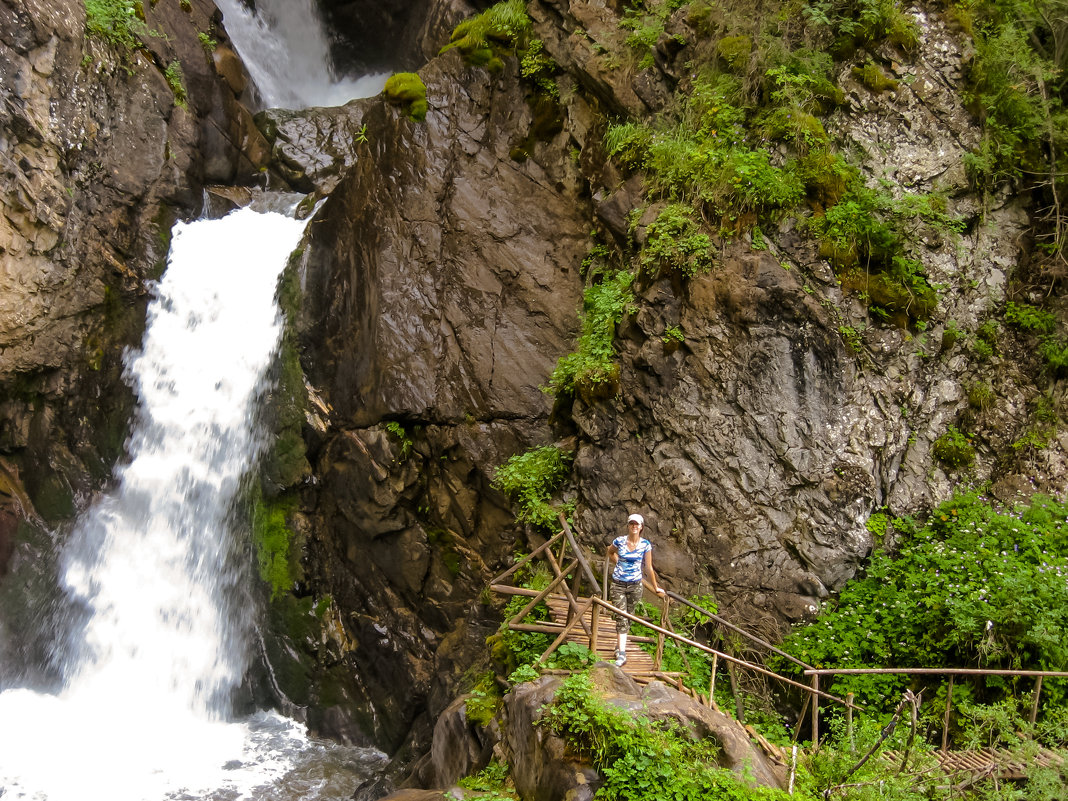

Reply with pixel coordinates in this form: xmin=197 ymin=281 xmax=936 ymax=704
xmin=810 ymin=674 xmax=819 ymax=746
xmin=488 ymin=531 xmax=564 ymax=585
xmin=508 ymin=557 xmax=579 ymax=626
xmin=941 ymin=675 xmax=954 ymax=752
xmin=1030 ymin=675 xmax=1044 ymax=725
xmin=545 ymin=549 xmax=592 ymax=639
xmin=846 ymin=693 xmax=855 ymax=753
xmin=728 ymin=661 xmax=745 ymax=724
xmin=709 ymin=653 xmax=718 ymax=706
xmin=654 ymin=595 xmax=667 ymax=671
xmin=792 ymin=693 xmax=811 ymax=743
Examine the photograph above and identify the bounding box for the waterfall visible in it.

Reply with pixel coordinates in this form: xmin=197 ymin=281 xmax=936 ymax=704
xmin=0 ymin=207 xmax=384 ymax=800
xmin=214 ymin=0 xmax=389 ymax=109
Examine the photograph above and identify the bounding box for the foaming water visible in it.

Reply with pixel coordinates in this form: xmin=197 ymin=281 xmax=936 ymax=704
xmin=215 ymin=0 xmax=389 ymax=109
xmin=0 ymin=208 xmax=385 ymax=800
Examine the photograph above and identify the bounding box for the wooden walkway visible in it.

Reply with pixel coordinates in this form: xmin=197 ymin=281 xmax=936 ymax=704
xmin=543 ymin=594 xmax=685 ymax=685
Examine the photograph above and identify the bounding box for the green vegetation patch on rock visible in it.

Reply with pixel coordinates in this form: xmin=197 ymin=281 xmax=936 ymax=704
xmin=383 ymin=72 xmax=428 ymax=122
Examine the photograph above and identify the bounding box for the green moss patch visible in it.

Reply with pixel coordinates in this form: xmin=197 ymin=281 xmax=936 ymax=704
xmin=383 ymin=72 xmax=428 ymax=122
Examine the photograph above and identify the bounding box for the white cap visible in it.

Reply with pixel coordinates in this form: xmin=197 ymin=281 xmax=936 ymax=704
xmin=627 ymin=513 xmax=644 ymax=526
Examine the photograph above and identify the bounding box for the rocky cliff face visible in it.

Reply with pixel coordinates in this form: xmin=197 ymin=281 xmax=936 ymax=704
xmin=1 ymin=0 xmax=1065 ymax=780
xmin=270 ymin=0 xmax=1066 ymax=762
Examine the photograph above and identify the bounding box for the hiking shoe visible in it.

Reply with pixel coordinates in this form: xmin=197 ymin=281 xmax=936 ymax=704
xmin=614 ymin=650 xmax=627 ymax=667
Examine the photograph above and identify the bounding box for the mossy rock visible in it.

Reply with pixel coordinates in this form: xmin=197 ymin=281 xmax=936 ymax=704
xmin=852 ymin=62 xmax=899 ymax=93
xmin=384 ymin=72 xmax=428 ymax=122
xmin=717 ymin=35 xmax=751 ymax=72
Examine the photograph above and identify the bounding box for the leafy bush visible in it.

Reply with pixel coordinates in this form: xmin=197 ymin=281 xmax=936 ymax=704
xmin=932 ymin=425 xmax=976 ymax=470
xmin=639 ymin=204 xmax=716 ymax=277
xmin=547 ymin=270 xmax=635 ymax=400
xmin=492 ymin=446 xmax=574 ymax=529
xmin=164 ymin=60 xmax=187 ymax=108
xmin=778 ymin=492 xmax=1068 ymax=716
xmin=84 ymin=0 xmax=144 ymax=51
xmin=542 ymin=673 xmax=798 ymax=801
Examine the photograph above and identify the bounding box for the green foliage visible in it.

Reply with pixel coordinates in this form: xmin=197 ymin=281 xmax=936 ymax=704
xmin=620 ymin=0 xmax=686 ymax=70
xmin=803 ymin=713 xmax=943 ymax=798
xmin=440 ymin=0 xmax=530 ymax=68
xmin=384 ymin=421 xmax=413 ymax=459
xmin=839 ymin=324 xmax=866 ymax=353
xmin=932 ymin=425 xmax=976 ymax=470
xmin=778 ymin=492 xmax=1068 ymax=717
xmin=546 ymin=641 xmax=596 ymax=670
xmin=465 ymin=671 xmax=503 ymax=726
xmin=639 ymin=204 xmax=716 ymax=277
xmin=604 ymin=72 xmax=804 ymax=216
xmin=491 ymin=562 xmax=552 ymax=672
xmin=252 ymin=489 xmax=300 ymax=601
xmin=458 ymin=759 xmax=517 ymax=800
xmin=959 ymin=0 xmax=1068 ymax=259
xmin=508 ymin=663 xmax=541 ymax=684
xmin=164 ymin=60 xmax=187 ymax=108
xmin=1006 ymin=301 xmax=1057 ymax=335
xmin=84 ymin=0 xmax=145 ymax=51
xmin=519 ymin=38 xmax=558 ymax=97
xmin=851 ymin=60 xmax=899 ymax=92
xmin=547 ymin=270 xmax=635 ymax=400
xmin=197 ymin=32 xmax=217 ymax=52
xmin=968 ymin=380 xmax=996 ymax=411
xmin=383 ymin=72 xmax=428 ymax=121
xmin=662 ymin=325 xmax=685 ymax=344
xmin=1005 ymin=301 xmax=1068 ymax=374
xmin=542 ymin=673 xmax=800 ymax=801
xmin=802 ymin=0 xmax=919 ymax=50
xmin=717 ymin=35 xmax=752 ymax=71
xmin=492 ymin=446 xmax=574 ymax=529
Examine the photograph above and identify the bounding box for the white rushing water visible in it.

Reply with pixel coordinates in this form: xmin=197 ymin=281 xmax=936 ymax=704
xmin=0 ymin=207 xmax=385 ymax=800
xmin=214 ymin=0 xmax=389 ymax=109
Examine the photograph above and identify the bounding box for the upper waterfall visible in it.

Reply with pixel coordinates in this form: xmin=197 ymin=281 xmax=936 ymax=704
xmin=215 ymin=0 xmax=389 ymax=109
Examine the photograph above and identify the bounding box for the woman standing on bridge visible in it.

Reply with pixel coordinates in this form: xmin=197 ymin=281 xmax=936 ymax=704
xmin=608 ymin=513 xmax=666 ymax=667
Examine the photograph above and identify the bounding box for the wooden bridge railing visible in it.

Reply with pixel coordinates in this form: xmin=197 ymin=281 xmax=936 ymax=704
xmin=804 ymin=667 xmax=1068 ymax=748
xmin=490 ymin=514 xmax=858 ymax=715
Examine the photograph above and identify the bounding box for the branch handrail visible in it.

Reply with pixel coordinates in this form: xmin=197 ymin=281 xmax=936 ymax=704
xmin=594 ymin=595 xmax=857 ymax=709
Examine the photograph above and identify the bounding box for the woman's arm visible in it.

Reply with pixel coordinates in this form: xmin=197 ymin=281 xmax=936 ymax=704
xmin=643 ymin=550 xmax=666 ymax=595
xmin=607 ymin=542 xmax=619 ymax=566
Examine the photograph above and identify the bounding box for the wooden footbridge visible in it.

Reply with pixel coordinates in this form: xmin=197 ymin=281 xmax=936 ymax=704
xmin=488 ymin=514 xmax=1068 ymax=787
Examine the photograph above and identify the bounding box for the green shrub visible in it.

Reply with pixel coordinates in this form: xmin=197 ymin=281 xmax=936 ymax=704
xmin=779 ymin=491 xmax=1068 ymax=715
xmin=383 ymin=72 xmax=428 ymax=121
xmin=542 ymin=673 xmax=799 ymax=801
xmin=492 ymin=445 xmax=574 ymax=529
xmin=640 ymin=204 xmax=716 ymax=277
xmin=1006 ymin=301 xmax=1057 ymax=335
xmin=851 ymin=60 xmax=898 ymax=92
xmin=84 ymin=0 xmax=144 ymax=50
xmin=967 ymin=380 xmax=995 ymax=410
xmin=547 ymin=270 xmax=635 ymax=400
xmin=717 ymin=35 xmax=752 ymax=71
xmin=465 ymin=671 xmax=503 ymax=726
xmin=932 ymin=425 xmax=975 ymax=469
xmin=164 ymin=60 xmax=187 ymax=108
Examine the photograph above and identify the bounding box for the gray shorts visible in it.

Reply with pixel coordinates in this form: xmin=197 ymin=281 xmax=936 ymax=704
xmin=609 ymin=580 xmax=642 ymax=634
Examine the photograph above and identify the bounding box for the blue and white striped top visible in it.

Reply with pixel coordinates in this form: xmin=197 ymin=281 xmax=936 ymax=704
xmin=612 ymin=536 xmax=651 ymax=583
